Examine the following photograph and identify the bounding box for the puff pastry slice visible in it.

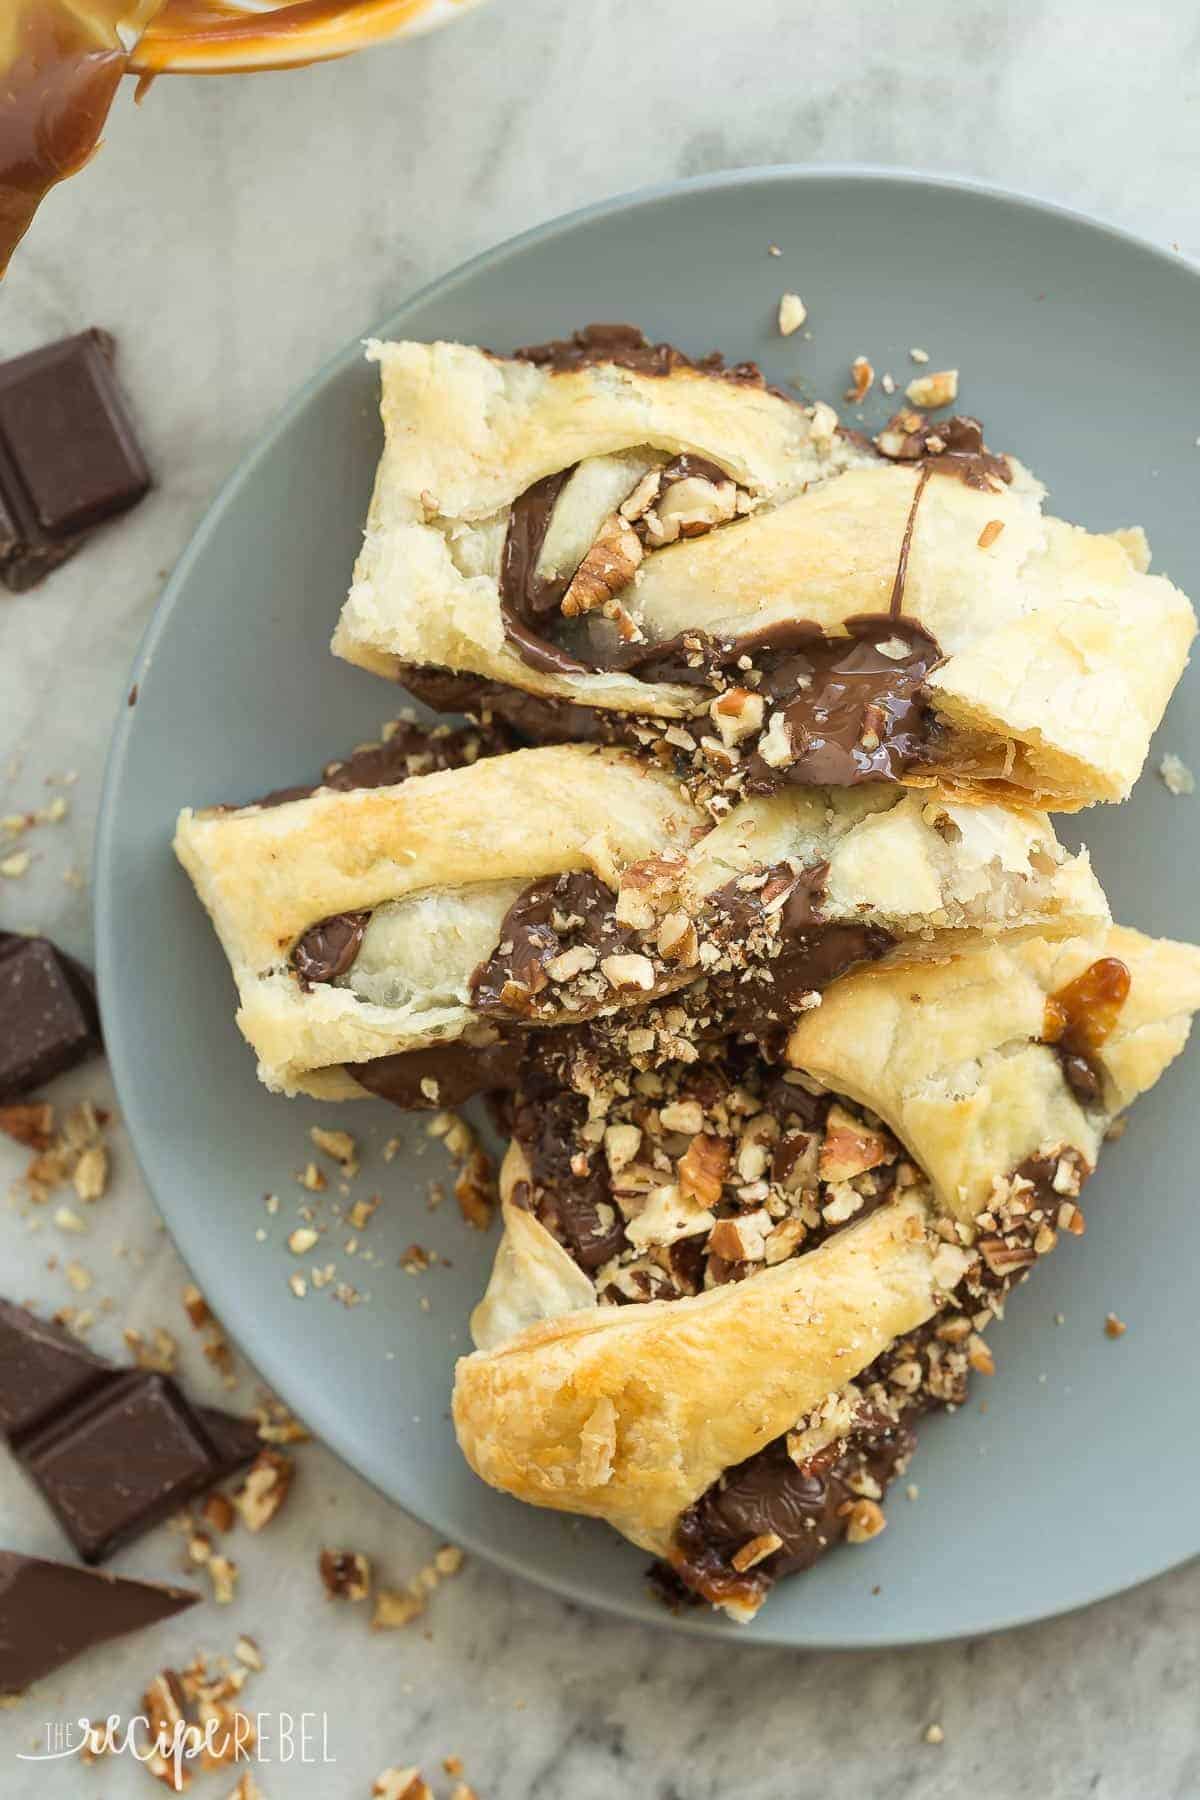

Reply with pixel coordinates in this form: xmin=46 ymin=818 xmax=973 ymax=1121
xmin=333 ymin=333 xmax=1194 ymax=809
xmin=175 ymin=741 xmax=1107 ymax=1099
xmin=453 ymin=925 xmax=1200 ymax=1617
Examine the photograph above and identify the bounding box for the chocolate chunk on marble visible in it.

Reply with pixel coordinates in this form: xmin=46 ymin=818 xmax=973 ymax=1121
xmin=0 ymin=1301 xmax=262 ymax=1563
xmin=0 ymin=1550 xmax=197 ymax=1694
xmin=0 ymin=935 xmax=102 ymax=1099
xmin=0 ymin=330 xmax=150 ymax=592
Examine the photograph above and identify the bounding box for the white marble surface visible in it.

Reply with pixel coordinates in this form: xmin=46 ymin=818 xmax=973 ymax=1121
xmin=3 ymin=2 xmax=1200 ymax=1794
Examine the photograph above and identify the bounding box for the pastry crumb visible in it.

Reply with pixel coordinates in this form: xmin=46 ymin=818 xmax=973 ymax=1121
xmin=909 ymin=347 xmax=930 ymax=363
xmin=923 ymin=1722 xmax=945 ymax=1745
xmin=1158 ymin=752 xmax=1194 ymax=796
xmin=1104 ymin=1312 xmax=1127 ymax=1339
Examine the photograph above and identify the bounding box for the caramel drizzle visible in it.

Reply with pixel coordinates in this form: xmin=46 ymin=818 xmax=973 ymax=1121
xmin=1042 ymin=957 xmax=1131 ymax=1058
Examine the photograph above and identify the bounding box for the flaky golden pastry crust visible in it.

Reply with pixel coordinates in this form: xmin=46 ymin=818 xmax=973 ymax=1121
xmin=454 ymin=926 xmax=1200 ymax=1561
xmin=785 ymin=925 xmax=1200 ymax=1221
xmin=174 ymin=745 xmax=702 ymax=1094
xmin=175 ymin=744 xmax=1106 ymax=1096
xmin=332 ymin=340 xmax=1195 ymax=807
xmin=456 ymin=1184 xmax=965 ymax=1556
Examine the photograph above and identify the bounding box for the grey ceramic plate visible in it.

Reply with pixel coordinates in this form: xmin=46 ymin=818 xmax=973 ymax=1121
xmin=95 ymin=167 xmax=1199 ymax=1648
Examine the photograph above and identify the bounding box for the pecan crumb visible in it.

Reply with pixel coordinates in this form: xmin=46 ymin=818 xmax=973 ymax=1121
xmin=319 ymin=1548 xmax=372 ymax=1601
xmin=372 ymin=1771 xmax=432 ymax=1800
xmin=977 ymin=518 xmax=1005 ymax=549
xmin=234 ymin=1451 xmax=294 ymax=1532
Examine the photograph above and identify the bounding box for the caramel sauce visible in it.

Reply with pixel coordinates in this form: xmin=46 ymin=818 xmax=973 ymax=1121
xmin=1043 ymin=957 xmax=1131 ymax=1057
xmin=0 ymin=3 xmax=157 ymax=273
xmin=0 ymin=0 xmax=438 ymax=271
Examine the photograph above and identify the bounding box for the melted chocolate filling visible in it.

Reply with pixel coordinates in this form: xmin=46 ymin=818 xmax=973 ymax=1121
xmin=292 ymin=912 xmax=369 ymax=989
xmin=665 ymin=1408 xmax=916 ymax=1614
xmin=509 ymin=1056 xmax=627 ymax=1272
xmin=705 ymin=860 xmax=895 ymax=1025
xmin=512 ymin=323 xmax=771 ymax=387
xmin=348 ymin=1039 xmax=520 ymax=1110
xmin=878 ymin=412 xmax=1012 ymax=492
xmin=395 ymin=666 xmax=624 ymax=747
xmin=254 ymin=718 xmax=514 ymax=810
xmin=741 ymin=616 xmax=943 ymax=789
xmin=469 ymin=871 xmax=636 ymax=1019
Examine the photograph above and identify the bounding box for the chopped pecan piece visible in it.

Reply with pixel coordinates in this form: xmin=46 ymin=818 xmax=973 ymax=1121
xmin=676 ymin=1133 xmax=729 ymax=1208
xmin=560 ymin=513 xmax=643 ymax=617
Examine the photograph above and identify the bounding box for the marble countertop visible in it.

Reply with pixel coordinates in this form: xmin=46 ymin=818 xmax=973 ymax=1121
xmin=3 ymin=2 xmax=1199 ymax=1794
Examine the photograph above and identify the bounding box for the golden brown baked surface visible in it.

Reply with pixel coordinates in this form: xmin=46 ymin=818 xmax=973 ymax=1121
xmin=332 ymin=338 xmax=1195 ymax=808
xmin=453 ymin=926 xmax=1200 ymax=1574
xmin=175 ymin=744 xmax=1107 ymax=1095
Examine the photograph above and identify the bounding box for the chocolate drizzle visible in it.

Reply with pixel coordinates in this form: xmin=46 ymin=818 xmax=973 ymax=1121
xmin=889 ymin=465 xmax=932 ymax=617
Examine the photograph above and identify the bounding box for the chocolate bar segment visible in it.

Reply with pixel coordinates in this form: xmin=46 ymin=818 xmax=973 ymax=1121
xmin=0 ymin=1297 xmax=115 ymax=1441
xmin=0 ymin=330 xmax=150 ymax=591
xmin=0 ymin=1302 xmax=263 ymax=1563
xmin=0 ymin=1550 xmax=197 ymax=1695
xmin=0 ymin=935 xmax=103 ymax=1098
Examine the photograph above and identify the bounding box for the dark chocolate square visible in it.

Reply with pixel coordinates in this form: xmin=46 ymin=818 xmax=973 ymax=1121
xmin=0 ymin=1299 xmax=116 ymax=1443
xmin=0 ymin=329 xmax=149 ymax=591
xmin=0 ymin=936 xmax=102 ymax=1099
xmin=19 ymin=1372 xmax=220 ymax=1564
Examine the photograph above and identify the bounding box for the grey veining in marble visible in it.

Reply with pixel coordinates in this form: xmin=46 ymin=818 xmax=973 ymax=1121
xmin=2 ymin=1 xmax=1199 ymax=1794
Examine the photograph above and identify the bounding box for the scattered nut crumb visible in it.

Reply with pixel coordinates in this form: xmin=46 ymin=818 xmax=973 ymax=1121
xmin=909 ymin=347 xmax=930 ymax=363
xmin=0 ymin=850 xmax=31 ymax=878
xmin=349 ymin=1193 xmax=381 ymax=1230
xmin=182 ymin=1283 xmax=213 ymax=1329
xmin=0 ymin=1102 xmax=55 ymax=1150
xmin=297 ymin=1161 xmax=327 ymax=1193
xmin=845 ymin=356 xmax=874 ymax=402
xmin=372 ymin=1771 xmax=431 ymax=1800
xmin=234 ymin=1635 xmax=264 ymax=1671
xmin=977 ymin=519 xmax=1005 ymax=549
xmin=123 ymin=1325 xmax=178 ymax=1373
xmin=64 ymin=1260 xmax=92 ymax=1293
xmin=777 ymin=292 xmax=807 ymax=335
xmin=319 ymin=1548 xmax=372 ymax=1601
xmin=287 ymin=1272 xmax=307 ymax=1300
xmin=234 ymin=1451 xmax=294 ymax=1532
xmin=905 ymin=368 xmax=958 ymax=409
xmin=1159 ymin=752 xmax=1195 ymax=796
xmin=924 ymin=1723 xmax=945 ymax=1745
xmin=310 ymin=1125 xmax=359 ymax=1175
xmin=767 ymin=243 xmax=782 ymax=256
xmin=203 ymin=1492 xmax=236 ymax=1533
xmin=288 ymin=1226 xmax=319 ymax=1255
xmin=1105 ymin=1312 xmax=1127 ymax=1339
xmin=208 ymin=1553 xmax=239 ymax=1605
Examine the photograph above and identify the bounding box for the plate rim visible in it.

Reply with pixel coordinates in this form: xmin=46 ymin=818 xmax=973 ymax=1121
xmin=93 ymin=162 xmax=1200 ymax=1649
